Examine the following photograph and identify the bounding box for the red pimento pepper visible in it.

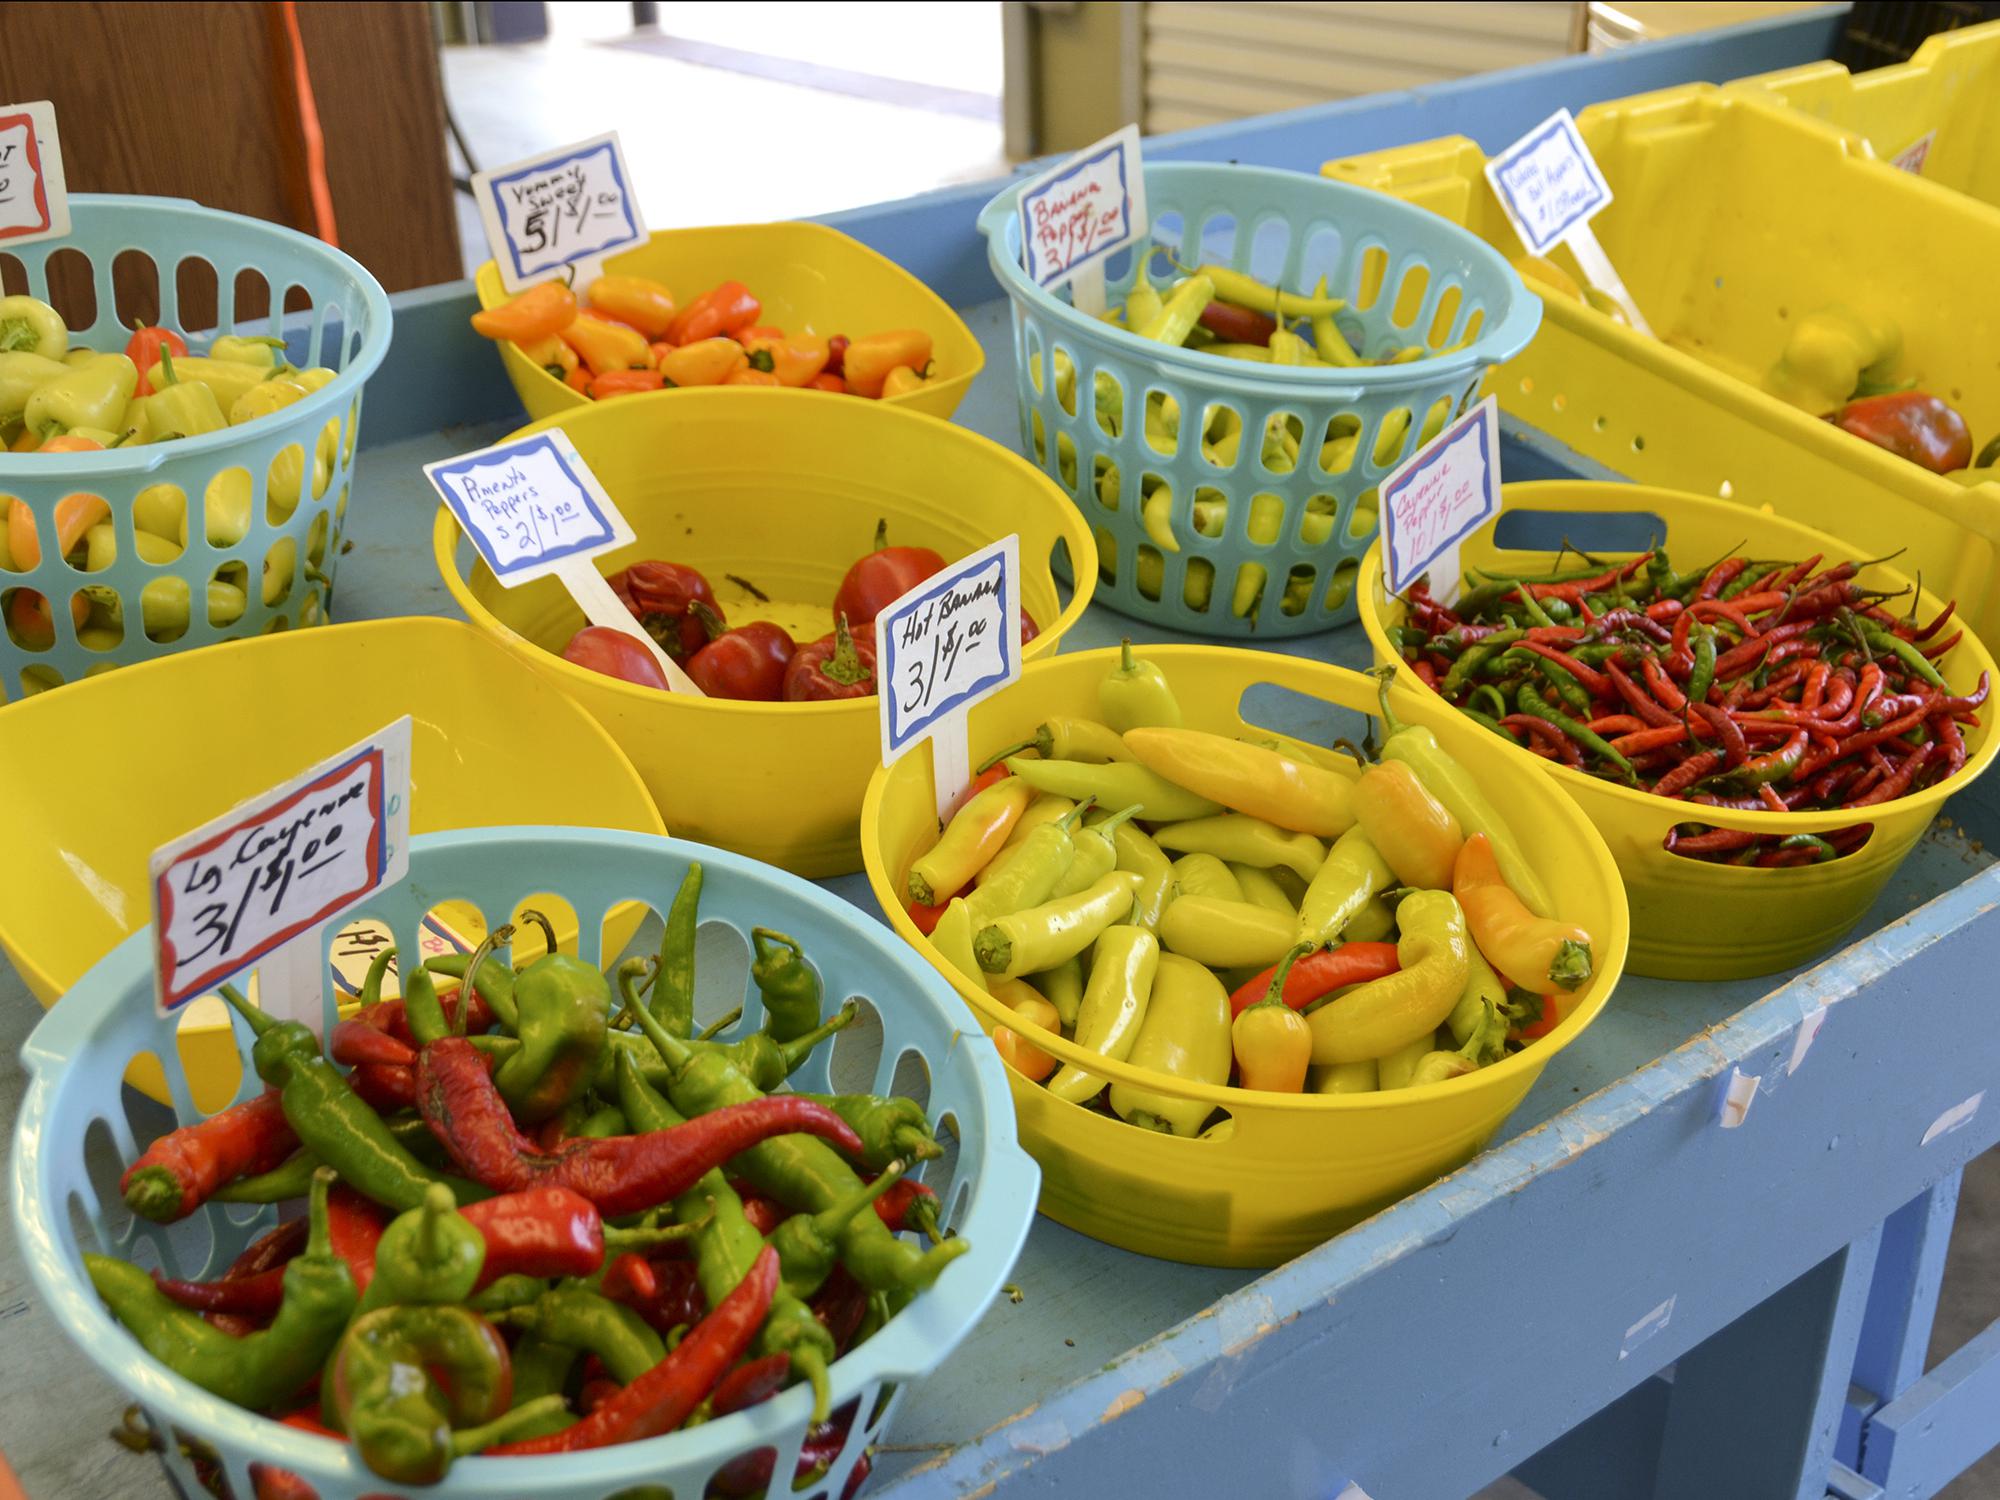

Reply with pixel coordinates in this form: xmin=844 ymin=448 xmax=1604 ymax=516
xmin=1197 ymin=301 xmax=1277 ymax=344
xmin=825 ymin=335 xmax=849 ymax=376
xmin=415 ymin=1036 xmax=863 ymax=1216
xmin=563 ymin=625 xmax=671 ymax=691
xmin=833 ymin=520 xmax=945 ymax=629
xmin=329 ymin=1019 xmax=416 ymax=1069
xmin=784 ymin=614 xmax=877 ymax=701
xmin=665 ymin=281 xmax=762 ymax=346
xmin=126 ymin=323 xmax=190 ymax=395
xmin=709 ymin=1351 xmax=793 ymax=1416
xmin=120 ymin=1092 xmax=298 ymax=1224
xmin=605 ymin=1253 xmax=706 ymax=1337
xmin=1226 ymin=942 xmax=1400 ymax=1017
xmin=873 ymin=1175 xmax=941 ymax=1236
xmin=904 ymin=897 xmax=950 ymax=935
xmin=1832 ymin=391 xmax=1973 ymax=474
xmin=608 ymin=559 xmax=724 ymax=663
xmin=491 ymin=1244 xmax=779 ymax=1454
xmin=685 ymin=604 xmax=795 ymax=701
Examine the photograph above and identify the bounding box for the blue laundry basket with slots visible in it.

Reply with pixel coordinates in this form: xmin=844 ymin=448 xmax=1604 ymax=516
xmin=0 ymin=195 xmax=390 ymax=700
xmin=979 ymin=163 xmax=1540 ymax=636
xmin=9 ymin=827 xmax=1037 ymax=1500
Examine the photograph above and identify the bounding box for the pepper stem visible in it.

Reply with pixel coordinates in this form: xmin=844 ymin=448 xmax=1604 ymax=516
xmin=776 ymin=1000 xmax=860 ymax=1072
xmin=218 ymin=982 xmax=275 ymax=1037
xmin=694 ymin=1006 xmax=741 ymax=1041
xmin=1254 ymin=942 xmax=1316 ymax=1011
xmin=604 ymin=1215 xmax=709 ymax=1252
xmin=614 ymin=955 xmax=659 ymax=1029
xmin=1548 ymin=938 xmax=1593 ymax=993
xmin=977 ymin=739 xmax=1036 ymax=774
xmin=872 ymin=518 xmax=889 ymax=553
xmin=1089 ymin=802 xmax=1143 ymax=837
xmin=813 ymin=1158 xmax=906 ymax=1239
xmin=1058 ymin=797 xmax=1098 ymax=830
xmin=1121 ymin=637 xmax=1137 ymax=674
xmin=1371 ymin=666 xmax=1408 ymax=738
xmin=418 ymin=1182 xmax=457 ymax=1263
xmin=307 ymin=1166 xmax=336 ymax=1258
xmin=628 ymin=985 xmax=695 ymax=1072
xmin=750 ymin=927 xmax=803 ymax=972
xmin=461 ymin=922 xmax=517 ymax=1030
xmin=689 ymin=600 xmax=729 ymax=643
xmin=822 ymin=613 xmax=869 ymax=687
xmin=513 ymin=908 xmax=559 ymax=958
xmin=155 ymin=344 xmax=179 ymax=387
xmin=793 ymin=1347 xmax=832 ymax=1425
xmin=360 ymin=945 xmax=396 ymax=1008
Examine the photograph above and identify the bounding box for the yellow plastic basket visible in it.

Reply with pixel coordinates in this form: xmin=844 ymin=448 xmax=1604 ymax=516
xmin=1322 ymin=88 xmax=2000 ymax=648
xmin=1730 ymin=19 xmax=2000 ymax=214
xmin=859 ymin=644 xmax=1629 ymax=1268
xmin=1357 ymin=482 xmax=2000 ymax=981
xmin=474 ymin=221 xmax=984 ymax=422
xmin=0 ymin=617 xmax=664 ymax=1108
xmin=436 ymin=388 xmax=1096 ymax=879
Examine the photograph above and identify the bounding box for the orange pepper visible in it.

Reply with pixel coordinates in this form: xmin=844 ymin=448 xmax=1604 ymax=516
xmin=658 ymin=337 xmax=748 ymax=388
xmin=741 ymin=331 xmax=830 ymax=388
xmin=560 ymin=312 xmax=653 ymax=376
xmin=724 ymin=367 xmax=783 ymax=387
xmin=565 ymin=366 xmax=594 ymax=395
xmin=586 ymin=275 xmax=678 ymax=338
xmin=9 ymin=487 xmax=110 ymax=571
xmin=880 ymin=362 xmax=933 ymax=400
xmin=590 ymin=369 xmax=665 ymax=399
xmin=807 ymin=372 xmax=846 ymax=394
xmin=519 ymin=334 xmax=579 ymax=379
xmin=6 ymin=587 xmax=87 ymax=649
xmin=991 ymin=987 xmax=1061 ymax=1083
xmin=648 ymin=341 xmax=673 ymax=366
xmin=1230 ymin=942 xmax=1314 ymax=1092
xmin=471 ymin=281 xmax=578 ymax=343
xmin=739 ymin=325 xmax=786 ymax=343
xmin=843 ymin=330 xmax=933 ymax=398
xmin=665 ymin=281 xmax=761 ymax=345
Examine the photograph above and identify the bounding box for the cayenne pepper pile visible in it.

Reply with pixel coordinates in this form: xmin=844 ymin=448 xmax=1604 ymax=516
xmin=1392 ymin=546 xmax=1987 ymax=866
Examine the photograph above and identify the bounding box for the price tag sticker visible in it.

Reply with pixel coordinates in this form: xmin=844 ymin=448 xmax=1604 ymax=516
xmin=0 ymin=101 xmax=69 ymax=247
xmin=150 ymin=720 xmax=411 ymax=1018
xmin=474 ymin=132 xmax=647 ymax=294
xmin=425 ymin=429 xmax=634 ymax=586
xmin=876 ymin=535 xmax=1022 ymax=818
xmin=1380 ymin=395 xmax=1501 ymax=599
xmin=1018 ymin=124 xmax=1147 ymax=315
xmin=1890 ymin=129 xmax=1935 ymax=175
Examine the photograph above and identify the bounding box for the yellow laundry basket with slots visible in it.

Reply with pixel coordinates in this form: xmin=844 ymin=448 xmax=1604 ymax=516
xmin=1323 ymin=86 xmax=2000 ymax=649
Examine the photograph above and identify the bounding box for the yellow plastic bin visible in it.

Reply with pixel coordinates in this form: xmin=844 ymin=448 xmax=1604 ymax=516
xmin=860 ymin=645 xmax=1628 ymax=1267
xmin=436 ymin=388 xmax=1096 ymax=878
xmin=1357 ymin=482 xmax=2000 ymax=981
xmin=0 ymin=617 xmax=664 ymax=1107
xmin=1730 ymin=19 xmax=2000 ymax=211
xmin=475 ymin=221 xmax=984 ymax=422
xmin=1323 ymin=87 xmax=2000 ymax=649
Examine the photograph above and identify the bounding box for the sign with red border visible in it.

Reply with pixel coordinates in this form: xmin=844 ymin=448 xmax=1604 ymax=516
xmin=0 ymin=102 xmax=69 ymax=247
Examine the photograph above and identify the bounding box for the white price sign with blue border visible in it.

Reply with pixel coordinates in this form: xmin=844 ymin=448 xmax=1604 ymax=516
xmin=474 ymin=132 xmax=648 ymax=294
xmin=1485 ymin=109 xmax=1652 ymax=336
xmin=1018 ymin=124 xmax=1147 ymax=315
xmin=876 ymin=535 xmax=1022 ymax=820
xmin=425 ymin=430 xmax=702 ymax=694
xmin=1379 ymin=395 xmax=1501 ymax=601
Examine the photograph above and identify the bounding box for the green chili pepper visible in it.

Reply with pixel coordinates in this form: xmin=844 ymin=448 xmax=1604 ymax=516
xmin=1100 ymin=638 xmax=1184 ymax=731
xmin=1046 ymin=926 xmax=1161 ymax=1104
xmin=220 ymin=986 xmax=450 ymax=1212
xmin=768 ymin=1161 xmax=910 ymax=1299
xmin=497 ymin=1286 xmax=666 ymax=1383
xmin=1517 ymin=685 xmax=1639 ymax=784
xmin=507 ymin=1335 xmax=581 ymax=1410
xmin=1856 ymin=615 xmax=1950 ymax=689
xmin=1777 ymin=833 xmax=1839 ymax=863
xmin=628 ymin=1008 xmax=970 ymax=1303
xmin=611 ymin=959 xmax=853 ymax=1090
xmin=987 ymin=716 xmax=1136 ymax=766
xmin=86 ymin=1168 xmax=355 ymax=1409
xmin=1440 ymin=631 xmax=1523 ymax=697
xmin=493 ymin=921 xmax=611 ymax=1126
xmin=427 ymin=946 xmax=519 ymax=1031
xmin=1408 ymin=998 xmax=1501 ymax=1086
xmin=1028 ymin=954 xmax=1086 ymax=1029
xmin=749 ymin=925 xmax=821 ymax=1043
xmin=1153 ymin=813 xmax=1327 ymax=883
xmin=358 ymin=1182 xmax=487 ymax=1315
xmin=795 ymin=1092 xmax=940 ymax=1169
xmin=1687 ymin=623 xmax=1718 ymax=705
xmin=466 ymin=1274 xmax=548 ymax=1314
xmin=1463 ymin=709 xmax=1519 ymax=742
xmin=1532 ymin=656 xmax=1593 ymax=716
xmin=1494 ymin=582 xmax=1555 ymax=628
xmin=613 ymin=1053 xmax=836 ymax=1420
xmin=1052 ymin=805 xmax=1143 ymax=897
xmin=655 ymin=863 xmax=703 ymax=1036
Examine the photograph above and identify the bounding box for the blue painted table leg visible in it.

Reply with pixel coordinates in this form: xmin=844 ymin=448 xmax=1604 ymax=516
xmin=1845 ymin=1170 xmax=1963 ymax=1470
xmin=1652 ymin=1228 xmax=1883 ymax=1500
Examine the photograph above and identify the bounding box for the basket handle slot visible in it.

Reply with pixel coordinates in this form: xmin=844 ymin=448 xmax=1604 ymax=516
xmin=1490 ymin=507 xmax=1667 ymax=558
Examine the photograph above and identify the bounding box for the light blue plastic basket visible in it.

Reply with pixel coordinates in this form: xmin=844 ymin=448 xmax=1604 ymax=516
xmin=0 ymin=195 xmax=391 ymax=699
xmin=10 ymin=826 xmax=1037 ymax=1500
xmin=979 ymin=162 xmax=1541 ymax=636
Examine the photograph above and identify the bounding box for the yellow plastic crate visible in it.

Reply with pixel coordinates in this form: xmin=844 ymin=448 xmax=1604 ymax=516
xmin=1323 ymin=88 xmax=2000 ymax=647
xmin=1730 ymin=19 xmax=2000 ymax=213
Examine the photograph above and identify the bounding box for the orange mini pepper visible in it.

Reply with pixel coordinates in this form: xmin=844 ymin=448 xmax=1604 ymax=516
xmin=587 ymin=275 xmax=678 ymax=338
xmin=724 ymin=367 xmax=783 ymax=387
xmin=9 ymin=486 xmax=109 ymax=571
xmin=992 ymin=987 xmax=1061 ymax=1083
xmin=1452 ymin=833 xmax=1593 ymax=993
xmin=591 ymin=369 xmax=666 ymax=399
xmin=742 ymin=331 xmax=830 ymax=388
xmin=519 ymin=334 xmax=579 ymax=379
xmin=666 ymin=281 xmax=761 ymax=345
xmin=740 ymin=325 xmax=786 ymax=343
xmin=843 ymin=330 xmax=933 ymax=398
xmin=561 ymin=312 xmax=653 ymax=376
xmin=565 ymin=366 xmax=593 ymax=394
xmin=471 ymin=281 xmax=578 ymax=343
xmin=1230 ymin=941 xmax=1314 ymax=1092
xmin=658 ymin=338 xmax=748 ymax=388
xmin=880 ymin=363 xmax=933 ymax=400
xmin=807 ymin=372 xmax=846 ymax=394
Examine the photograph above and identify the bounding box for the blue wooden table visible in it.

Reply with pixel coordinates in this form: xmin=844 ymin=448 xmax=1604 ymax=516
xmin=4 ymin=8 xmax=1996 ymax=1498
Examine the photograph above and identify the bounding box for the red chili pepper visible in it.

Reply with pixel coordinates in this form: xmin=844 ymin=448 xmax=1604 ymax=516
xmin=684 ymin=604 xmax=795 ymax=701
xmin=873 ymin=1176 xmax=940 ymax=1236
xmin=824 ymin=335 xmax=850 ymax=377
xmin=1911 ymin=601 xmax=1957 ymax=643
xmin=1226 ymin=942 xmax=1400 ymax=1017
xmin=833 ymin=520 xmax=945 ymax=629
xmin=1021 ymin=608 xmax=1041 ymax=647
xmin=589 ymin=368 xmax=665 ymax=400
xmin=1513 ymin=640 xmax=1613 ymax=699
xmin=120 ymin=1092 xmax=297 ymax=1224
xmin=328 ymin=1018 xmax=416 ymax=1068
xmin=126 ymin=323 xmax=190 ymax=395
xmin=348 ymin=1061 xmax=417 ymax=1113
xmin=905 ymin=897 xmax=949 ymax=935
xmin=562 ymin=625 xmax=671 ymax=691
xmin=735 ymin=1186 xmax=785 ymax=1237
xmin=606 ymin=1253 xmax=707 ymax=1336
xmin=784 ymin=614 xmax=877 ymax=701
xmin=1503 ymin=714 xmax=1584 ymax=765
xmin=1641 ymin=654 xmax=1688 ymax=713
xmin=155 ymin=1264 xmax=287 ymax=1317
xmin=709 ymin=1351 xmax=792 ymax=1416
xmin=608 ymin=559 xmax=724 ymax=664
xmin=1692 ymin=704 xmax=1750 ymax=767
xmin=251 ymin=1461 xmax=324 ymax=1500
xmin=492 ymin=1245 xmax=780 ymax=1454
xmin=326 ymin=1185 xmax=386 ymax=1295
xmin=460 ymin=1185 xmax=609 ymax=1287
xmin=812 ymin=1265 xmax=869 ymax=1354
xmin=1669 ymin=827 xmax=1763 ymax=854
xmin=1649 ymin=750 xmax=1722 ymax=797
xmin=666 ymin=281 xmax=762 ymax=346
xmin=708 ymin=1406 xmax=863 ymax=1498
xmin=1833 ymin=391 xmax=1973 ymax=474
xmin=1528 ymin=551 xmax=1653 ymax=599
xmin=1845 ymin=741 xmax=1937 ymax=806
xmin=1609 ymin=723 xmax=1687 ymax=756
xmin=1606 ymin=658 xmax=1677 ymax=727
xmin=415 ymin=1037 xmax=863 ymax=1216
xmin=1695 ymin=557 xmax=1748 ymax=602
xmin=1508 ymin=993 xmax=1565 ymax=1041
xmin=1197 ymin=301 xmax=1278 ymax=344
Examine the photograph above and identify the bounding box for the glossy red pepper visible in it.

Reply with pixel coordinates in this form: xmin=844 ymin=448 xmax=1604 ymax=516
xmin=685 ymin=603 xmax=795 ymax=700
xmin=589 ymin=368 xmax=665 ymax=399
xmin=1832 ymin=391 xmax=1973 ymax=474
xmin=1226 ymin=942 xmax=1401 ymax=1017
xmin=609 ymin=559 xmax=723 ymax=663
xmin=1197 ymin=301 xmax=1277 ymax=344
xmin=665 ymin=280 xmax=761 ymax=346
xmin=120 ymin=1091 xmax=297 ymax=1223
xmin=562 ymin=625 xmax=670 ymax=691
xmin=833 ymin=520 xmax=945 ymax=628
xmin=784 ymin=614 xmax=877 ymax=701
xmin=1020 ymin=608 xmax=1041 ymax=647
xmin=126 ymin=323 xmax=190 ymax=396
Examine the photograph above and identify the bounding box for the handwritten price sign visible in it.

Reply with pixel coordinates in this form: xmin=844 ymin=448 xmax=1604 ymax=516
xmin=1018 ymin=124 xmax=1147 ymax=292
xmin=425 ymin=430 xmax=634 ymax=585
xmin=151 ymin=720 xmax=412 ymax=1015
xmin=474 ymin=132 xmax=647 ymax=293
xmin=0 ymin=101 xmax=69 ymax=247
xmin=876 ymin=535 xmax=1021 ymax=765
xmin=1484 ymin=110 xmax=1611 ymax=259
xmin=1380 ymin=396 xmax=1501 ymax=598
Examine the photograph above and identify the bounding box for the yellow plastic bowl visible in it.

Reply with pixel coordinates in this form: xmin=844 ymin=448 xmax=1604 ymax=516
xmin=0 ymin=617 xmax=664 ymax=1107
xmin=860 ymin=645 xmax=1629 ymax=1267
xmin=435 ymin=388 xmax=1097 ymax=878
xmin=475 ymin=221 xmax=984 ymax=422
xmin=1358 ymin=482 xmax=2000 ymax=981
